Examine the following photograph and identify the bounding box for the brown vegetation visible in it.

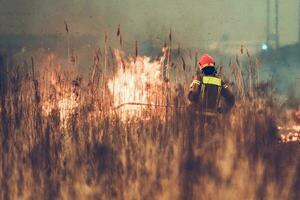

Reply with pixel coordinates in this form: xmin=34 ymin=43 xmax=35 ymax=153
xmin=0 ymin=43 xmax=299 ymax=200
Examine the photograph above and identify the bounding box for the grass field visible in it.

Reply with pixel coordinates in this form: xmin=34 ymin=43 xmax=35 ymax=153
xmin=0 ymin=44 xmax=299 ymax=200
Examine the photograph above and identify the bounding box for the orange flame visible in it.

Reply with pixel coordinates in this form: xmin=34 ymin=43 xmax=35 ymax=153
xmin=279 ymin=125 xmax=300 ymax=143
xmin=40 ymin=54 xmax=79 ymax=128
xmin=108 ymin=49 xmax=167 ymax=119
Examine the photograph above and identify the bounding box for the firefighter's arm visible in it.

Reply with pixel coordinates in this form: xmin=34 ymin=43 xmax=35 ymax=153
xmin=188 ymin=79 xmax=201 ymax=102
xmin=220 ymin=83 xmax=235 ymax=112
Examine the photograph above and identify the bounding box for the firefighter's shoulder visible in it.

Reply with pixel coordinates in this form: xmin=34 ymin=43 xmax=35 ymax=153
xmin=189 ymin=74 xmax=202 ymax=88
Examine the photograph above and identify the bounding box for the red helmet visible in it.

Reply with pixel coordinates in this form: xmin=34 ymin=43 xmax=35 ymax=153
xmin=198 ymin=54 xmax=215 ymax=70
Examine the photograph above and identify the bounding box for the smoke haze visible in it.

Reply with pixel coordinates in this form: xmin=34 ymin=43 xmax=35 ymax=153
xmin=0 ymin=0 xmax=299 ymax=48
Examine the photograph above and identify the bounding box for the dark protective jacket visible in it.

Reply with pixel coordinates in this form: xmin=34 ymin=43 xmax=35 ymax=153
xmin=188 ymin=73 xmax=235 ymax=116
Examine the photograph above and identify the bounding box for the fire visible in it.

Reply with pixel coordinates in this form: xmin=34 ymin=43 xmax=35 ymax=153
xmin=42 ymin=94 xmax=78 ymax=127
xmin=278 ymin=107 xmax=300 ymax=143
xmin=108 ymin=49 xmax=167 ymax=119
xmin=57 ymin=95 xmax=78 ymax=120
xmin=40 ymin=54 xmax=79 ymax=127
xmin=279 ymin=126 xmax=300 ymax=143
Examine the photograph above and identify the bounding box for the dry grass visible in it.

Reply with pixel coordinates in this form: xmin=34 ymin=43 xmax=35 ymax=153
xmin=0 ymin=43 xmax=299 ymax=200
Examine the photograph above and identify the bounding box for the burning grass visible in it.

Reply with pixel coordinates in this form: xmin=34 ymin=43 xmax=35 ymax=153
xmin=0 ymin=43 xmax=299 ymax=200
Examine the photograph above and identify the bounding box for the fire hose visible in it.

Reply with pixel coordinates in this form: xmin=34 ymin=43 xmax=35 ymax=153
xmin=114 ymin=102 xmax=227 ymax=116
xmin=114 ymin=102 xmax=186 ymax=110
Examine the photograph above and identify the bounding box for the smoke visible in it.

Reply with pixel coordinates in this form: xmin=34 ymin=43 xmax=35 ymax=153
xmin=1 ymin=0 xmax=299 ymax=48
xmin=1 ymin=0 xmax=300 ymax=104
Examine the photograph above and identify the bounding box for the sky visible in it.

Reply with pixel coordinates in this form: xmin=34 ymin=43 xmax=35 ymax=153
xmin=0 ymin=0 xmax=299 ymax=48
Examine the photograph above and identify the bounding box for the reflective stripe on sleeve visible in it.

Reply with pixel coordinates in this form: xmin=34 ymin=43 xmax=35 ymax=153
xmin=192 ymin=80 xmax=201 ymax=85
xmin=203 ymin=111 xmax=218 ymax=117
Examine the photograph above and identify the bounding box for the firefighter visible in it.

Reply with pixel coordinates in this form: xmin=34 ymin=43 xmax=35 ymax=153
xmin=185 ymin=54 xmax=235 ymax=150
xmin=188 ymin=54 xmax=235 ymax=117
xmin=183 ymin=54 xmax=235 ymax=185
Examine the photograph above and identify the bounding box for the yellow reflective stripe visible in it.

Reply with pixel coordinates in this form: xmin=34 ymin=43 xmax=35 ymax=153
xmin=216 ymin=86 xmax=222 ymax=108
xmin=202 ymin=76 xmax=222 ymax=86
xmin=192 ymin=80 xmax=201 ymax=85
xmin=201 ymin=84 xmax=205 ymax=101
xmin=203 ymin=111 xmax=218 ymax=117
